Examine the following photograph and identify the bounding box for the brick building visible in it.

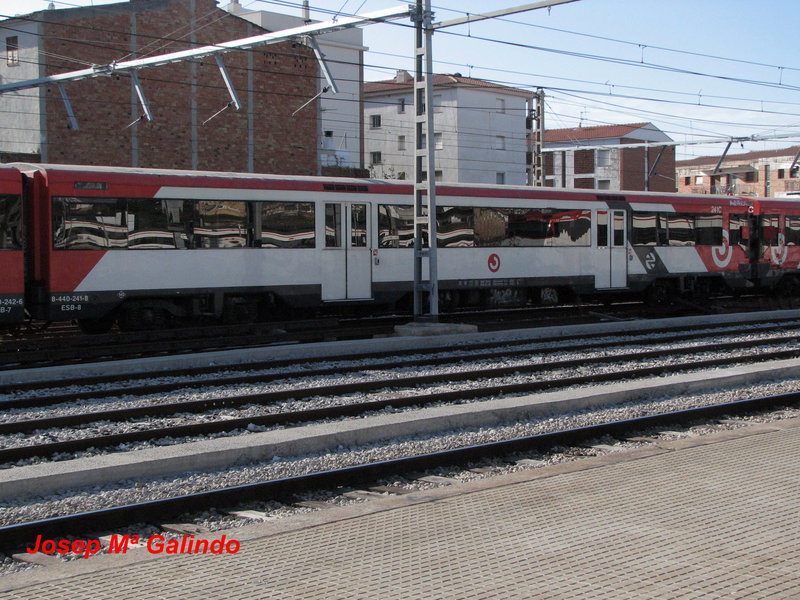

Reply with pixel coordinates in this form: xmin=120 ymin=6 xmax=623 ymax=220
xmin=676 ymin=146 xmax=800 ymax=198
xmin=543 ymin=122 xmax=676 ymax=192
xmin=0 ymin=0 xmax=317 ymax=174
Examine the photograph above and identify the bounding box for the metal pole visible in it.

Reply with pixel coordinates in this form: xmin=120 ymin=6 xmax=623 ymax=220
xmin=412 ymin=0 xmax=438 ymax=320
xmin=534 ymin=88 xmax=545 ymax=186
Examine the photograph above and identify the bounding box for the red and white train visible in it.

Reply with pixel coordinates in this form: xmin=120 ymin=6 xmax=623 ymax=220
xmin=1 ymin=162 xmax=799 ymax=333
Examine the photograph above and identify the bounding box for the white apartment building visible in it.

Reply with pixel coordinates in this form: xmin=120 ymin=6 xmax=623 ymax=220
xmin=363 ymin=71 xmax=533 ymax=184
xmin=0 ymin=16 xmax=41 ymax=162
xmin=225 ymin=1 xmax=366 ymax=173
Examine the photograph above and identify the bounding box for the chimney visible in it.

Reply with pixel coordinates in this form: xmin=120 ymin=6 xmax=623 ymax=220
xmin=226 ymin=0 xmax=243 ymax=14
xmin=395 ymin=70 xmax=412 ymax=83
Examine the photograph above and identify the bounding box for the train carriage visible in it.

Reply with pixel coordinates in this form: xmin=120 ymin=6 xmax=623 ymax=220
xmin=0 ymin=165 xmax=24 ymax=327
xmin=9 ymin=163 xmax=800 ymax=333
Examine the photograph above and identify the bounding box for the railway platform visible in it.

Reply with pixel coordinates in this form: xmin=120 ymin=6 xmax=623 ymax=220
xmin=2 ymin=417 xmax=799 ymax=599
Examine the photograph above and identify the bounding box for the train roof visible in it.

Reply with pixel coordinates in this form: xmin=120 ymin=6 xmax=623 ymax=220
xmin=5 ymin=162 xmax=790 ymax=209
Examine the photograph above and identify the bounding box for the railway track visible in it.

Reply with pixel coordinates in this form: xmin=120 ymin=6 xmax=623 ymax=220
xmin=2 ymin=311 xmax=800 ymax=560
xmin=0 ymin=316 xmax=398 ymax=370
xmin=2 ymin=326 xmax=800 ymax=464
xmin=1 ymin=392 xmax=798 ymax=551
xmin=2 ymin=317 xmax=800 ymax=461
xmin=0 ymin=297 xmax=785 ymax=370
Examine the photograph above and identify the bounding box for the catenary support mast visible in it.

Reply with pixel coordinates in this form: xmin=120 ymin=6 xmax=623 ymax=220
xmin=412 ymin=0 xmax=439 ymax=320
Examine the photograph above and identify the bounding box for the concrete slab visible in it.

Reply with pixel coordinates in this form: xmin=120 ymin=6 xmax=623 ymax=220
xmin=2 ymin=357 xmax=799 ymax=502
xmin=393 ymin=321 xmax=479 ymax=336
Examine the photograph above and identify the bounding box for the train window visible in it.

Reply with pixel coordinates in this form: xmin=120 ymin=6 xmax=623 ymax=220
xmin=510 ymin=208 xmax=551 ymax=247
xmin=597 ymin=211 xmax=608 ymax=247
xmin=474 ymin=207 xmax=509 ymax=247
xmin=261 ymin=202 xmax=315 ymax=248
xmin=694 ymin=214 xmax=723 ymax=246
xmin=550 ymin=209 xmax=591 ymax=247
xmin=760 ymin=215 xmax=779 ymax=247
xmin=164 ymin=199 xmax=195 ymax=248
xmin=0 ymin=195 xmax=21 ymax=250
xmin=53 ymin=197 xmax=126 ymax=250
xmin=729 ymin=214 xmax=748 ymax=250
xmin=437 ymin=206 xmax=474 ymax=248
xmin=612 ymin=211 xmax=625 ymax=246
xmin=667 ymin=214 xmax=695 ymax=246
xmin=378 ymin=204 xmax=415 ymax=248
xmin=632 ymin=212 xmax=663 ymax=246
xmin=195 ymin=201 xmax=247 ymax=248
xmin=351 ymin=204 xmax=367 ymax=248
xmin=127 ymin=199 xmax=177 ymax=249
xmin=325 ymin=203 xmax=342 ymax=248
xmin=786 ymin=216 xmax=800 ymax=246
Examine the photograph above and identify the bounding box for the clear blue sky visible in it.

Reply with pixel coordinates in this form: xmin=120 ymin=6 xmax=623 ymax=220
xmin=6 ymin=0 xmax=800 ymax=160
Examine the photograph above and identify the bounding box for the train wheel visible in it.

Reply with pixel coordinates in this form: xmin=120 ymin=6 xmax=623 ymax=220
xmin=539 ymin=287 xmax=559 ymax=306
xmin=645 ymin=283 xmax=674 ymax=307
xmin=77 ymin=316 xmax=115 ymax=334
xmin=438 ymin=290 xmax=460 ymax=312
xmin=119 ymin=303 xmax=167 ymax=331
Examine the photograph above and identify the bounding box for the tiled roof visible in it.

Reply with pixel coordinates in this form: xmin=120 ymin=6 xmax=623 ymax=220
xmin=364 ymin=72 xmax=532 ymax=97
xmin=676 ymin=145 xmax=800 ymax=167
xmin=544 ymin=123 xmax=653 ymax=143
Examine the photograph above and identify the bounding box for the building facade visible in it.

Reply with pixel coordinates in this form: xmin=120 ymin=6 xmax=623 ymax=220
xmin=0 ymin=0 xmax=317 ymax=174
xmin=224 ymin=1 xmax=366 ymax=175
xmin=363 ymin=71 xmax=533 ymax=184
xmin=544 ymin=123 xmax=675 ymax=192
xmin=676 ymin=146 xmax=800 ymax=197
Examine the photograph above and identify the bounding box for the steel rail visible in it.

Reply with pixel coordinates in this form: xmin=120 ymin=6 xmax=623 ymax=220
xmin=2 ymin=341 xmax=800 ymax=462
xmin=3 ymin=317 xmax=798 ymax=407
xmin=2 ymin=391 xmax=798 ymax=551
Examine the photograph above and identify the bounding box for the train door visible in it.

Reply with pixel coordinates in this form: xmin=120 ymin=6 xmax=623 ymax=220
xmin=321 ymin=202 xmax=373 ymax=301
xmin=596 ymin=209 xmax=628 ymax=288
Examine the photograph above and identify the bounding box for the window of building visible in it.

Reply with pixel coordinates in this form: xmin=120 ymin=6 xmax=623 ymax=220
xmin=597 ymin=149 xmax=610 ymax=167
xmin=598 ymin=180 xmax=611 ymax=190
xmin=434 ymin=132 xmax=443 ymax=150
xmin=744 ymin=171 xmax=758 ymax=183
xmin=694 ymin=175 xmax=703 ymax=185
xmin=496 ymin=98 xmax=505 ymax=114
xmin=421 ymin=170 xmax=443 ymax=182
xmin=370 ymin=151 xmax=382 ymax=165
xmin=398 ymin=135 xmax=406 ymax=151
xmin=496 ymin=173 xmax=505 ymax=185
xmin=433 ymin=95 xmax=443 ymax=113
xmin=684 ymin=176 xmax=691 ymax=186
xmin=6 ymin=36 xmax=19 ymax=67
xmin=778 ymin=169 xmax=786 ymax=179
xmin=397 ymin=98 xmax=406 ymax=113
xmin=370 ymin=114 xmax=381 ymax=129
xmin=496 ymin=135 xmax=506 ymax=151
